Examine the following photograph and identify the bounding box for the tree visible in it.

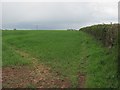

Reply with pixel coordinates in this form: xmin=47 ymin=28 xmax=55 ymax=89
xmin=14 ymin=28 xmax=16 ymax=30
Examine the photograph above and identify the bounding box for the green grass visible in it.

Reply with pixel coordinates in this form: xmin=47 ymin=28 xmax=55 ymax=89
xmin=26 ymin=83 xmax=37 ymax=89
xmin=2 ymin=43 xmax=30 ymax=67
xmin=2 ymin=30 xmax=118 ymax=88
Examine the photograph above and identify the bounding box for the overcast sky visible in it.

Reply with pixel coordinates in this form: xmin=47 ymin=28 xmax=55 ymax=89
xmin=2 ymin=2 xmax=118 ymax=30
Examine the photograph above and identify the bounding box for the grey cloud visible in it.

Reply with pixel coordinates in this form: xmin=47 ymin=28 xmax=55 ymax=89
xmin=2 ymin=2 xmax=117 ymax=30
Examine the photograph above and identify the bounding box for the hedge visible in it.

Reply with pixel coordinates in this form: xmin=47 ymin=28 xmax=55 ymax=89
xmin=79 ymin=24 xmax=118 ymax=48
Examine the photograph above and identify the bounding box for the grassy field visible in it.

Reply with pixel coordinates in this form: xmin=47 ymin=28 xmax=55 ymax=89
xmin=2 ymin=30 xmax=118 ymax=88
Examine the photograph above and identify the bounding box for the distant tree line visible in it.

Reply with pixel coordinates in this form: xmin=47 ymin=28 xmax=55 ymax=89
xmin=67 ymin=29 xmax=77 ymax=31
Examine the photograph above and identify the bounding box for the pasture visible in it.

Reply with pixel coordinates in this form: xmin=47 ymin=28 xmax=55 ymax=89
xmin=2 ymin=30 xmax=118 ymax=88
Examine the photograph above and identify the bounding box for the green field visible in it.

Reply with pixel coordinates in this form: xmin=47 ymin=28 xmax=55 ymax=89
xmin=2 ymin=30 xmax=118 ymax=88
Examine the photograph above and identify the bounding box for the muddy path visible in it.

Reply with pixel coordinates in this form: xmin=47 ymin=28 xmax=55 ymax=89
xmin=2 ymin=47 xmax=71 ymax=88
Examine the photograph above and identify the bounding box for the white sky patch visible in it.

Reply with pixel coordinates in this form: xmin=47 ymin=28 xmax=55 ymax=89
xmin=1 ymin=0 xmax=119 ymax=2
xmin=0 ymin=2 xmax=2 ymax=29
xmin=2 ymin=2 xmax=118 ymax=30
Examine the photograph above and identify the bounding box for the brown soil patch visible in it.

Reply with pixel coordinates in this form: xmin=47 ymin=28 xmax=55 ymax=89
xmin=2 ymin=66 xmax=71 ymax=88
xmin=78 ymin=73 xmax=86 ymax=88
xmin=2 ymin=47 xmax=71 ymax=88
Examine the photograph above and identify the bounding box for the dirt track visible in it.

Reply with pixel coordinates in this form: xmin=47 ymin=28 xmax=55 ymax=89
xmin=2 ymin=47 xmax=85 ymax=88
xmin=2 ymin=47 xmax=71 ymax=88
